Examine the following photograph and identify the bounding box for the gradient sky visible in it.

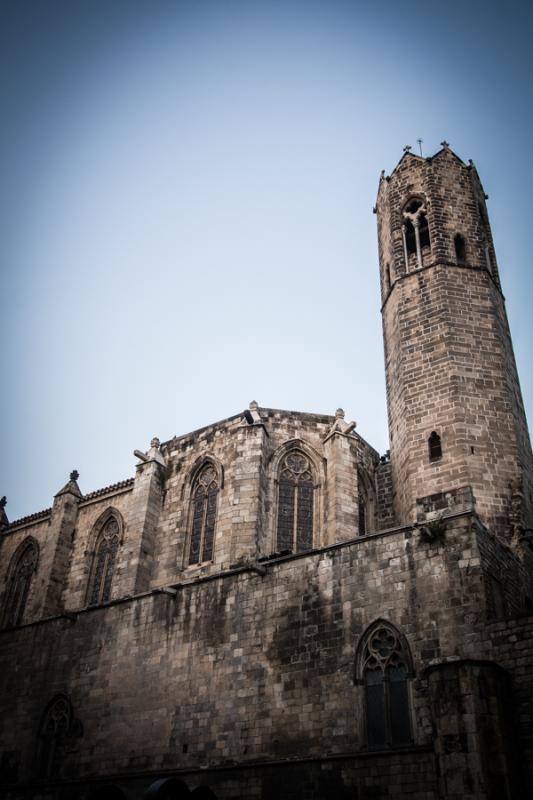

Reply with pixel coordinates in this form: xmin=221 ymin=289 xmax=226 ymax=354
xmin=1 ymin=0 xmax=532 ymax=520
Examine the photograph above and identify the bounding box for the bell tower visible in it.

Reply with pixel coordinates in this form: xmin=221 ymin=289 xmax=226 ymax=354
xmin=376 ymin=143 xmax=533 ymax=541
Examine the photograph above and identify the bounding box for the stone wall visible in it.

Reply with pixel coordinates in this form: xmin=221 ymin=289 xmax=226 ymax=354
xmin=1 ymin=514 xmax=519 ymax=799
xmin=488 ymin=614 xmax=533 ymax=798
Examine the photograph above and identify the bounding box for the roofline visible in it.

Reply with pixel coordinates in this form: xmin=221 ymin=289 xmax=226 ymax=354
xmin=161 ymin=406 xmax=339 ymax=450
xmin=377 ymin=145 xmax=468 ymax=196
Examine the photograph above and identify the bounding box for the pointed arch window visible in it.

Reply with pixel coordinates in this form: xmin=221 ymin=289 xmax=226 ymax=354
xmin=189 ymin=464 xmax=219 ymax=565
xmin=402 ymin=197 xmax=430 ymax=270
xmin=276 ymin=452 xmax=314 ymax=553
xmin=2 ymin=539 xmax=38 ymax=628
xmin=359 ymin=622 xmax=413 ymax=749
xmin=88 ymin=516 xmax=120 ymax=606
xmin=37 ymin=695 xmax=72 ymax=778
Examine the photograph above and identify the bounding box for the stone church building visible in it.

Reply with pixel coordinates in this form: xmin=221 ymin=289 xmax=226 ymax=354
xmin=1 ymin=145 xmax=533 ymax=800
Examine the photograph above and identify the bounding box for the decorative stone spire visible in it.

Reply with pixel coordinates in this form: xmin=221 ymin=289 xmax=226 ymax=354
xmin=55 ymin=470 xmax=82 ymax=498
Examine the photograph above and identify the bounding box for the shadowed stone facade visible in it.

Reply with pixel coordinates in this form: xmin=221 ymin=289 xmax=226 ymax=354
xmin=1 ymin=146 xmax=532 ymax=800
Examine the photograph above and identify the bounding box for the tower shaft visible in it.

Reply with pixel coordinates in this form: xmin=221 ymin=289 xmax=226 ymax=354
xmin=376 ymin=146 xmax=533 ymax=540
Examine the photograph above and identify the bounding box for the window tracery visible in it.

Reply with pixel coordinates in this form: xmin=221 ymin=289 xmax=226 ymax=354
xmin=402 ymin=197 xmax=430 ymax=271
xmin=189 ymin=464 xmax=219 ymax=565
xmin=2 ymin=539 xmax=38 ymax=628
xmin=37 ymin=695 xmax=72 ymax=778
xmin=359 ymin=622 xmax=413 ymax=749
xmin=276 ymin=452 xmax=314 ymax=553
xmin=88 ymin=516 xmax=120 ymax=606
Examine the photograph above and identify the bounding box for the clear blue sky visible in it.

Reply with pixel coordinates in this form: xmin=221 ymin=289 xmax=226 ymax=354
xmin=1 ymin=0 xmax=532 ymax=520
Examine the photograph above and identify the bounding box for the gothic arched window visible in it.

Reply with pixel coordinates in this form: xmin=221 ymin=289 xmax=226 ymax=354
xmin=2 ymin=539 xmax=38 ymax=628
xmin=37 ymin=695 xmax=72 ymax=778
xmin=189 ymin=464 xmax=219 ymax=565
xmin=402 ymin=197 xmax=430 ymax=270
xmin=276 ymin=452 xmax=314 ymax=553
xmin=359 ymin=622 xmax=413 ymax=749
xmin=88 ymin=515 xmax=120 ymax=606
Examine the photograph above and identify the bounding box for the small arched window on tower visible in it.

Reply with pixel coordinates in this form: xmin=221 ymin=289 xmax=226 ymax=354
xmin=402 ymin=197 xmax=430 ymax=271
xmin=87 ymin=514 xmax=121 ymax=606
xmin=2 ymin=538 xmax=38 ymax=628
xmin=454 ymin=233 xmax=466 ymax=264
xmin=358 ymin=621 xmax=413 ymax=749
xmin=276 ymin=452 xmax=314 ymax=553
xmin=189 ymin=463 xmax=219 ymax=565
xmin=428 ymin=431 xmax=442 ymax=461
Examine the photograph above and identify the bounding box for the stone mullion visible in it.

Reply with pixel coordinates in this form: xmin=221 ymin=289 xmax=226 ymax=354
xmin=401 ymin=224 xmax=409 ymax=273
xmin=413 ymin=218 xmax=423 ymax=268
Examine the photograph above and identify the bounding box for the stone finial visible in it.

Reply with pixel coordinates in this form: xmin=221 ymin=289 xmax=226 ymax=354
xmin=440 ymin=140 xmax=450 ymax=149
xmin=135 ymin=436 xmax=166 ymax=467
xmin=55 ymin=470 xmax=82 ymax=499
xmin=324 ymin=410 xmax=356 ymax=441
xmin=0 ymin=496 xmax=6 ymax=509
xmin=245 ymin=401 xmax=262 ymax=425
xmin=403 ymin=145 xmax=411 ymax=153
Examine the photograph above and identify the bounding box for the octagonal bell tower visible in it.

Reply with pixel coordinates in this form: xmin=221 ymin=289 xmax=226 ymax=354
xmin=376 ymin=143 xmax=533 ymax=541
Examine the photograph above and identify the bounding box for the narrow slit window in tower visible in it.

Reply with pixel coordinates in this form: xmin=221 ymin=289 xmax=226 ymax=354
xmin=428 ymin=431 xmax=442 ymax=461
xmin=454 ymin=233 xmax=466 ymax=264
